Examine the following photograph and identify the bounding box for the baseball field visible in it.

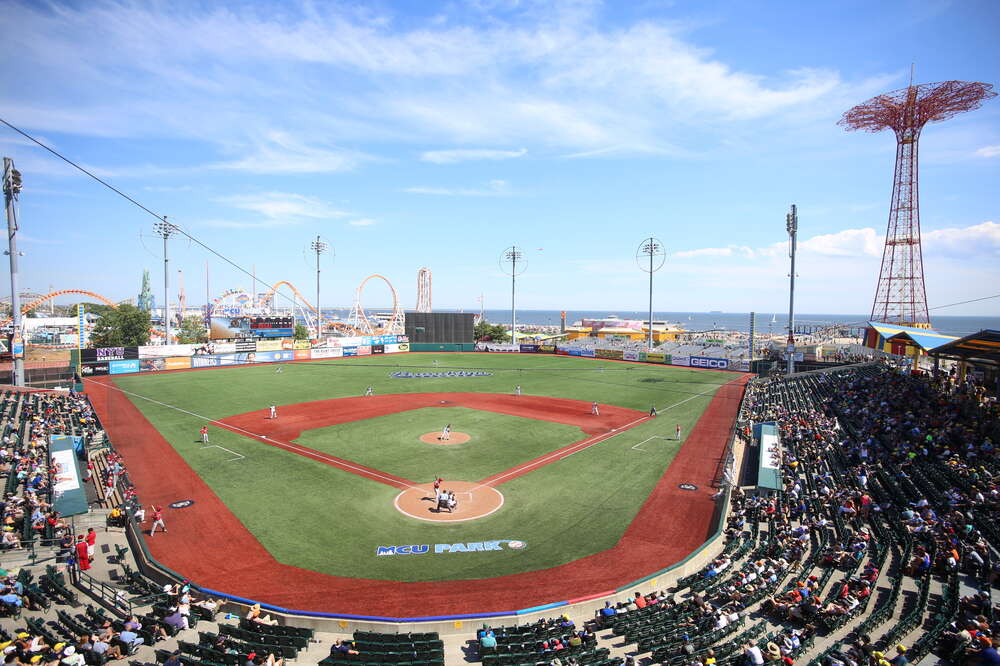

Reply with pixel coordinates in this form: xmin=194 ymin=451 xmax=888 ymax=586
xmin=87 ymin=352 xmax=745 ymax=616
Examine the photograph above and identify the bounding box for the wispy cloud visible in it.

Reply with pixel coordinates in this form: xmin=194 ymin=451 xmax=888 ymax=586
xmin=403 ymin=179 xmax=512 ymax=196
xmin=976 ymin=145 xmax=1000 ymax=158
xmin=211 ymin=132 xmax=366 ymax=174
xmin=348 ymin=218 xmax=376 ymax=227
xmin=420 ymin=148 xmax=527 ymax=164
xmin=211 ymin=192 xmax=351 ymax=228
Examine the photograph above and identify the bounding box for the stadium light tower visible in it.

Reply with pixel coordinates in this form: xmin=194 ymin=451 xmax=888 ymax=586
xmin=3 ymin=158 xmax=24 ymax=386
xmin=839 ymin=77 xmax=995 ymax=328
xmin=636 ymin=237 xmax=666 ymax=351
xmin=153 ymin=218 xmax=178 ymax=344
xmin=500 ymin=246 xmax=526 ymax=345
xmin=310 ymin=235 xmax=329 ymax=336
xmin=785 ymin=205 xmax=798 ymax=375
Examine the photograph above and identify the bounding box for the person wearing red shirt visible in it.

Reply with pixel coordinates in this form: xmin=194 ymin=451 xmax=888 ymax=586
xmin=200 ymin=426 xmax=209 ymax=444
xmin=75 ymin=535 xmax=91 ymax=571
xmin=86 ymin=527 xmax=97 ymax=563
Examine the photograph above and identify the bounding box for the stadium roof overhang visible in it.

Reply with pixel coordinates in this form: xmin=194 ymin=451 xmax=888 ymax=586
xmin=926 ymin=329 xmax=1000 ymax=367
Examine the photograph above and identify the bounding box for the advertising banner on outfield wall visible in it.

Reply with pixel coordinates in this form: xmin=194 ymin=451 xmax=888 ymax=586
xmin=311 ymin=348 xmax=343 ymax=359
xmin=235 ymin=339 xmax=256 ymax=352
xmin=581 ymin=348 xmax=596 ymax=357
xmin=81 ymin=362 xmax=109 ymax=376
xmin=646 ymin=352 xmax=665 ymax=363
xmin=293 ymin=349 xmax=311 ymax=360
xmin=357 ymin=345 xmax=372 ymax=356
xmin=82 ymin=347 xmax=139 ymax=363
xmin=210 ymin=342 xmax=237 ymax=354
xmin=141 ymin=358 xmax=165 ymax=372
xmin=396 ymin=343 xmax=410 ymax=352
xmin=139 ymin=344 xmax=188 ymax=358
xmin=539 ymin=345 xmax=556 ymax=353
xmin=256 ymin=350 xmax=294 ymax=362
xmin=737 ymin=360 xmax=751 ymax=371
xmin=109 ymin=359 xmax=141 ymax=375
xmin=519 ymin=344 xmax=540 ymax=353
xmin=343 ymin=346 xmax=358 ymax=357
xmin=672 ymin=356 xmax=690 ymax=367
xmin=192 ymin=356 xmax=221 ymax=368
xmin=165 ymin=356 xmax=191 ymax=370
xmin=623 ymin=350 xmax=640 ymax=361
xmin=293 ymin=340 xmax=311 ymax=350
xmin=256 ymin=340 xmax=282 ymax=352
xmin=372 ymin=344 xmax=385 ymax=354
xmin=595 ymin=349 xmax=623 ymax=360
xmin=690 ymin=356 xmax=730 ymax=370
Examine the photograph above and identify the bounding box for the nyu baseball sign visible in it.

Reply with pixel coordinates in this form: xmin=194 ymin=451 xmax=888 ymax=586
xmin=690 ymin=356 xmax=730 ymax=370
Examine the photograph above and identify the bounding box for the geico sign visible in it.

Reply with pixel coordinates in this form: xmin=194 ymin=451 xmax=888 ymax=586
xmin=691 ymin=357 xmax=728 ymax=369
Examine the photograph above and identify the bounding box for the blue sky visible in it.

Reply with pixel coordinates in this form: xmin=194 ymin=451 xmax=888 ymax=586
xmin=1 ymin=0 xmax=998 ymax=316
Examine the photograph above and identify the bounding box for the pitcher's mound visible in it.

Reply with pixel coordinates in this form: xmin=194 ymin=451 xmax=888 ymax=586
xmin=419 ymin=431 xmax=471 ymax=445
xmin=395 ymin=481 xmax=504 ymax=523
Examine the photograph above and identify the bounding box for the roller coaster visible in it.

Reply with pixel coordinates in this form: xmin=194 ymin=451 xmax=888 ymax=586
xmin=4 ymin=271 xmax=406 ymax=340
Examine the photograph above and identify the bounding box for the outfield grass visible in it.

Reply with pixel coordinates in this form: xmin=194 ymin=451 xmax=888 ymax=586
xmin=295 ymin=407 xmax=583 ymax=482
xmin=107 ymin=353 xmax=733 ymax=581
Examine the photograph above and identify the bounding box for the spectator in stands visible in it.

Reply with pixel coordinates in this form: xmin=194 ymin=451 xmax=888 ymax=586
xmin=163 ymin=605 xmax=189 ymax=632
xmin=330 ymin=641 xmax=359 ymax=656
xmin=246 ymin=603 xmax=278 ymax=626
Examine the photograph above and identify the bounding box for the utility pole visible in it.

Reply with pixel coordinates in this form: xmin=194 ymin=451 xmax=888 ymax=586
xmin=153 ymin=218 xmax=176 ymax=344
xmin=3 ymin=158 xmax=24 ymax=386
xmin=786 ymin=205 xmax=798 ymax=374
xmin=310 ymin=235 xmax=328 ymax=336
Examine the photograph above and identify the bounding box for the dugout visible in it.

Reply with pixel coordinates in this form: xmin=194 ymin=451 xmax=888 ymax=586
xmin=405 ymin=312 xmax=475 ymax=345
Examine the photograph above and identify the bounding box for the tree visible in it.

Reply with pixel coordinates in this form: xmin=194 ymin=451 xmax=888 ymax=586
xmin=176 ymin=315 xmax=208 ymax=344
xmin=89 ymin=304 xmax=151 ymax=348
xmin=294 ymin=324 xmax=310 ymax=340
xmin=69 ymin=302 xmax=117 ymax=319
xmin=474 ymin=320 xmax=510 ymax=343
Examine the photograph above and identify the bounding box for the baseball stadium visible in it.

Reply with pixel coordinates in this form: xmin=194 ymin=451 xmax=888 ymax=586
xmin=2 ymin=4 xmax=1000 ymax=666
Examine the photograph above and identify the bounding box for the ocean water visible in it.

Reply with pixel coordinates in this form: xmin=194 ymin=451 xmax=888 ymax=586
xmin=473 ymin=310 xmax=1000 ymax=338
xmin=304 ymin=308 xmax=998 ymax=338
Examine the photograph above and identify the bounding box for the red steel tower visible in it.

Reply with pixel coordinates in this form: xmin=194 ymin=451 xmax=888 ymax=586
xmin=840 ymin=79 xmax=995 ymax=328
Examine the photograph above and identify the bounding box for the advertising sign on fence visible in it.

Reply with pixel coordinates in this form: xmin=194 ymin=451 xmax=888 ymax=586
xmin=256 ymin=340 xmax=282 ymax=352
xmin=141 ymin=358 xmax=165 ymax=372
xmin=672 ymin=356 xmax=690 ymax=367
xmin=580 ymin=348 xmax=596 ymax=358
xmin=595 ymin=349 xmax=623 ymax=360
xmin=235 ymin=339 xmax=256 ymax=352
xmin=690 ymin=356 xmax=730 ymax=370
xmin=737 ymin=360 xmax=751 ymax=372
xmin=109 ymin=359 xmax=141 ymax=375
xmin=343 ymin=347 xmax=358 ymax=357
xmin=519 ymin=344 xmax=540 ymax=353
xmin=645 ymin=352 xmax=665 ymax=363
xmin=192 ymin=356 xmax=221 ymax=368
xmin=165 ymin=356 xmax=191 ymax=370
xmin=357 ymin=345 xmax=372 ymax=356
xmin=372 ymin=344 xmax=385 ymax=354
xmin=81 ymin=363 xmax=109 ymax=376
xmin=310 ymin=348 xmax=343 ymax=359
xmin=82 ymin=347 xmax=139 ymax=363
xmin=293 ymin=340 xmax=311 ymax=350
xmin=256 ymin=350 xmax=294 ymax=363
xmin=140 ymin=344 xmax=191 ymax=358
xmin=539 ymin=345 xmax=556 ymax=353
xmin=293 ymin=349 xmax=311 ymax=360
xmin=622 ymin=350 xmax=640 ymax=361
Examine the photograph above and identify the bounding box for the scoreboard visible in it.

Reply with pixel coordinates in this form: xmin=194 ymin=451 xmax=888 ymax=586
xmin=209 ymin=316 xmax=295 ymax=340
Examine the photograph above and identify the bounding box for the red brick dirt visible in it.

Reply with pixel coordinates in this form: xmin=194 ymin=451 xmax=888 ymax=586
xmin=86 ymin=374 xmax=747 ymax=618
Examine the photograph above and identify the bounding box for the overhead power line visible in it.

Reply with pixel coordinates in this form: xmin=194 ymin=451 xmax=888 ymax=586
xmin=0 ymin=116 xmax=303 ymax=311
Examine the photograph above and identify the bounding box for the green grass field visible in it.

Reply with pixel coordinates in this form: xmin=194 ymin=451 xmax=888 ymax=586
xmin=296 ymin=407 xmax=583 ymax=482
xmin=108 ymin=353 xmax=732 ymax=581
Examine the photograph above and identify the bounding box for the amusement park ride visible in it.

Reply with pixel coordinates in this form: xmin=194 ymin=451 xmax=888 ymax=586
xmin=2 ymin=272 xmax=414 ymax=340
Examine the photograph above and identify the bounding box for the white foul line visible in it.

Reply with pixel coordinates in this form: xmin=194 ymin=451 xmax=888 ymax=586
xmin=86 ymin=379 xmax=425 ymax=492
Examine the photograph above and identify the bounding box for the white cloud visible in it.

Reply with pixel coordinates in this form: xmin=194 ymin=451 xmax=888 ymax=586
xmin=403 ymin=179 xmax=511 ymax=196
xmin=211 ymin=132 xmax=365 ymax=174
xmin=976 ymin=145 xmax=1000 ymax=158
xmin=214 ymin=192 xmax=351 ymax=227
xmin=421 ymin=148 xmax=527 ymax=164
xmin=924 ymin=221 xmax=1000 ymax=257
xmin=348 ymin=218 xmax=376 ymax=227
xmin=673 ymin=247 xmax=732 ymax=259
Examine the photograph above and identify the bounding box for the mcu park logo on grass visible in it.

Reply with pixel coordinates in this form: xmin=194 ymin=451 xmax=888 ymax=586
xmin=376 ymin=539 xmax=526 ymax=556
xmin=390 ymin=371 xmax=493 ymax=379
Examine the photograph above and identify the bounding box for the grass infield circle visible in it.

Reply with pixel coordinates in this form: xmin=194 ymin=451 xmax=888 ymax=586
xmin=394 ymin=481 xmax=504 ymax=523
xmin=419 ymin=431 xmax=471 ymax=445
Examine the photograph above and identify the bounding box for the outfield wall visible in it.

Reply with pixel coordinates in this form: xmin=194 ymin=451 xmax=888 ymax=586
xmin=476 ymin=342 xmax=751 ymax=372
xmin=78 ymin=335 xmax=410 ymax=377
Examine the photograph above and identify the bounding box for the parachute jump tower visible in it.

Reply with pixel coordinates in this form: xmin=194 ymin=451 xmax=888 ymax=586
xmin=839 ymin=78 xmax=995 ymax=328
